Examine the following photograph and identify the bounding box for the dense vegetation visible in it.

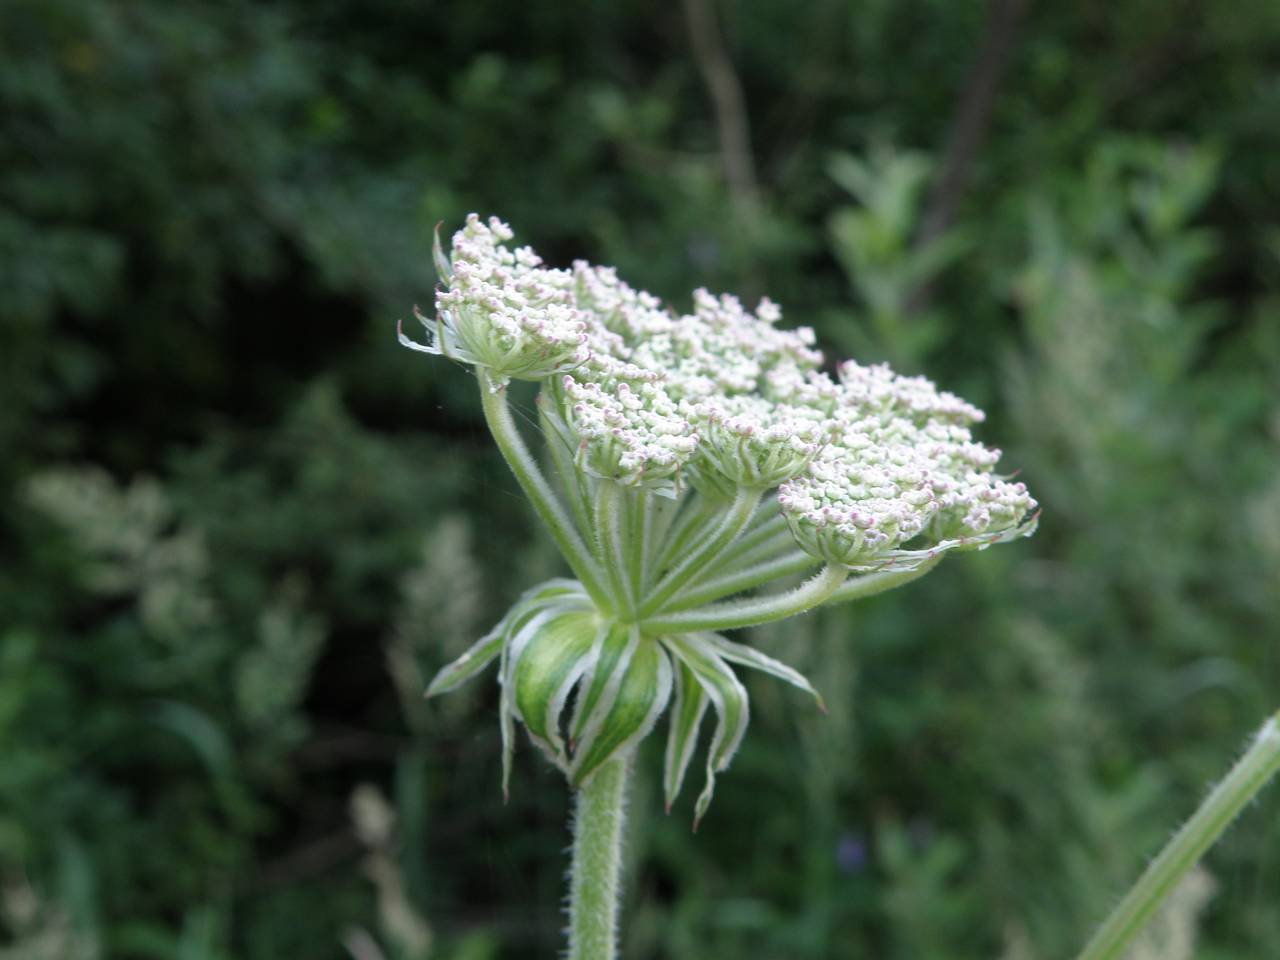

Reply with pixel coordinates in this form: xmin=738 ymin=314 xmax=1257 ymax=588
xmin=2 ymin=1 xmax=1278 ymax=958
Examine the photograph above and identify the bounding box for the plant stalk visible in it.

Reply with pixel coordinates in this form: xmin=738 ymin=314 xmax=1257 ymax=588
xmin=477 ymin=372 xmax=611 ymax=608
xmin=596 ymin=480 xmax=634 ymax=616
xmin=663 ymin=551 xmax=819 ymax=611
xmin=1076 ymin=711 xmax=1280 ymax=960
xmin=642 ymin=563 xmax=848 ymax=634
xmin=568 ymin=754 xmax=632 ymax=960
xmin=641 ymin=487 xmax=762 ymax=616
xmin=821 ymin=554 xmax=945 ymax=606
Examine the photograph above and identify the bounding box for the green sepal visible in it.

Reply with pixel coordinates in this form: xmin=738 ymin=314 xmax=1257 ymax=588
xmin=500 ymin=603 xmax=574 ymax=798
xmin=475 ymin=578 xmax=591 ymax=799
xmin=425 ymin=578 xmax=587 ymax=700
xmin=510 ymin=610 xmax=600 ymax=767
xmin=570 ymin=627 xmax=672 ymax=787
xmin=425 ymin=630 xmax=503 ymax=699
xmin=662 ymin=633 xmax=749 ymax=828
xmin=700 ymin=632 xmax=825 ymax=713
xmin=568 ymin=621 xmax=633 ymax=744
xmin=662 ymin=659 xmax=709 ymax=812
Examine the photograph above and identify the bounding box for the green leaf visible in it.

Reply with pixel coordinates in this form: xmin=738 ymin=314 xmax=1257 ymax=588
xmin=700 ymin=632 xmax=825 ymax=712
xmin=510 ymin=610 xmax=599 ymax=766
xmin=662 ymin=659 xmax=709 ymax=812
xmin=570 ymin=628 xmax=672 ymax=787
xmin=663 ymin=633 xmax=749 ymax=828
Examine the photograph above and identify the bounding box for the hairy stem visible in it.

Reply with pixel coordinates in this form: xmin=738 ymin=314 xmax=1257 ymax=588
xmin=651 ymin=493 xmax=718 ymax=575
xmin=663 ymin=551 xmax=819 ymax=611
xmin=713 ymin=507 xmax=786 ymax=566
xmin=821 ymin=555 xmax=945 ymax=606
xmin=596 ymin=480 xmax=633 ymax=616
xmin=631 ymin=489 xmax=654 ymax=600
xmin=711 ymin=528 xmax=800 ymax=577
xmin=645 ymin=493 xmax=685 ymax=577
xmin=642 ymin=563 xmax=848 ymax=634
xmin=568 ymin=755 xmax=632 ymax=960
xmin=537 ymin=394 xmax=598 ymax=557
xmin=478 ymin=371 xmax=610 ymax=607
xmin=1076 ymin=711 xmax=1280 ymax=960
xmin=641 ymin=487 xmax=763 ymax=617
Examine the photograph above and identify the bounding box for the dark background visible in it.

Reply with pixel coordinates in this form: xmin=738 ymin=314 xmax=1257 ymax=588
xmin=2 ymin=1 xmax=1279 ymax=957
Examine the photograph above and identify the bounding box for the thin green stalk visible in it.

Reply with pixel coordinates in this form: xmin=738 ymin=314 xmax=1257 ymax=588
xmin=647 ymin=492 xmax=684 ymax=562
xmin=1076 ymin=711 xmax=1280 ymax=960
xmin=711 ymin=528 xmax=799 ymax=577
xmin=640 ymin=487 xmax=763 ymax=617
xmin=713 ymin=508 xmax=786 ymax=566
xmin=651 ymin=493 xmax=718 ymax=575
xmin=477 ymin=371 xmax=610 ymax=608
xmin=641 ymin=563 xmax=848 ymax=634
xmin=568 ymin=755 xmax=632 ymax=960
xmin=629 ymin=489 xmax=653 ymax=601
xmin=821 ymin=555 xmax=945 ymax=606
xmin=639 ymin=490 xmax=659 ymax=580
xmin=662 ymin=551 xmax=819 ymax=612
xmin=595 ymin=480 xmax=633 ymax=616
xmin=537 ymin=394 xmax=597 ymax=556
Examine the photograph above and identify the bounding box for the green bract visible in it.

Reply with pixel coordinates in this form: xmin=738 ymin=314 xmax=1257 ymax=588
xmin=410 ymin=215 xmax=1038 ymax=821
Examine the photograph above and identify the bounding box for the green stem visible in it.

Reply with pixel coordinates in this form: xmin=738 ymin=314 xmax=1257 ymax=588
xmin=640 ymin=487 xmax=763 ymax=617
xmin=1076 ymin=711 xmax=1280 ymax=960
xmin=708 ymin=529 xmax=799 ymax=578
xmin=641 ymin=564 xmax=848 ymax=634
xmin=713 ymin=508 xmax=786 ymax=566
xmin=537 ymin=393 xmax=597 ymax=556
xmin=662 ymin=551 xmax=819 ymax=611
xmin=647 ymin=493 xmax=683 ymax=562
xmin=651 ymin=494 xmax=718 ymax=575
xmin=595 ymin=480 xmax=633 ymax=616
xmin=568 ymin=755 xmax=632 ymax=960
xmin=478 ymin=372 xmax=610 ymax=608
xmin=821 ymin=555 xmax=945 ymax=606
xmin=630 ymin=489 xmax=653 ymax=601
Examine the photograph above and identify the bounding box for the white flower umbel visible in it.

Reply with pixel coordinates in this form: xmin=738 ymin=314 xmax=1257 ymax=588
xmin=405 ymin=216 xmax=1038 ymax=960
xmin=398 ymin=215 xmax=590 ymax=387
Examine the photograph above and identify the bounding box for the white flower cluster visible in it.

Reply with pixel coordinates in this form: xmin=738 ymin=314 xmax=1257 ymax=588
xmin=556 ymin=375 xmax=698 ymax=487
xmin=564 ymin=270 xmax=833 ymax=491
xmin=777 ymin=361 xmax=1037 ymax=568
xmin=399 ymin=215 xmax=590 ymax=384
xmin=406 ymin=216 xmax=1036 ymax=558
xmin=683 ymin=394 xmax=829 ymax=496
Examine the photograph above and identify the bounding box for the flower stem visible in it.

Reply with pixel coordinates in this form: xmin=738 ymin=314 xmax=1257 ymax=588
xmin=651 ymin=493 xmax=717 ymax=575
xmin=1076 ymin=711 xmax=1280 ymax=960
xmin=538 ymin=393 xmax=598 ymax=555
xmin=641 ymin=487 xmax=762 ymax=617
xmin=663 ymin=551 xmax=819 ymax=611
xmin=596 ymin=480 xmax=633 ymax=616
xmin=641 ymin=563 xmax=848 ymax=634
xmin=568 ymin=754 xmax=632 ymax=960
xmin=478 ymin=372 xmax=610 ymax=608
xmin=631 ymin=489 xmax=654 ymax=600
xmin=821 ymin=555 xmax=945 ymax=606
xmin=713 ymin=507 xmax=786 ymax=566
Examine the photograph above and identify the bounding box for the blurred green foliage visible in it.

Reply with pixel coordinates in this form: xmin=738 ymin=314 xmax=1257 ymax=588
xmin=2 ymin=0 xmax=1278 ymax=958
